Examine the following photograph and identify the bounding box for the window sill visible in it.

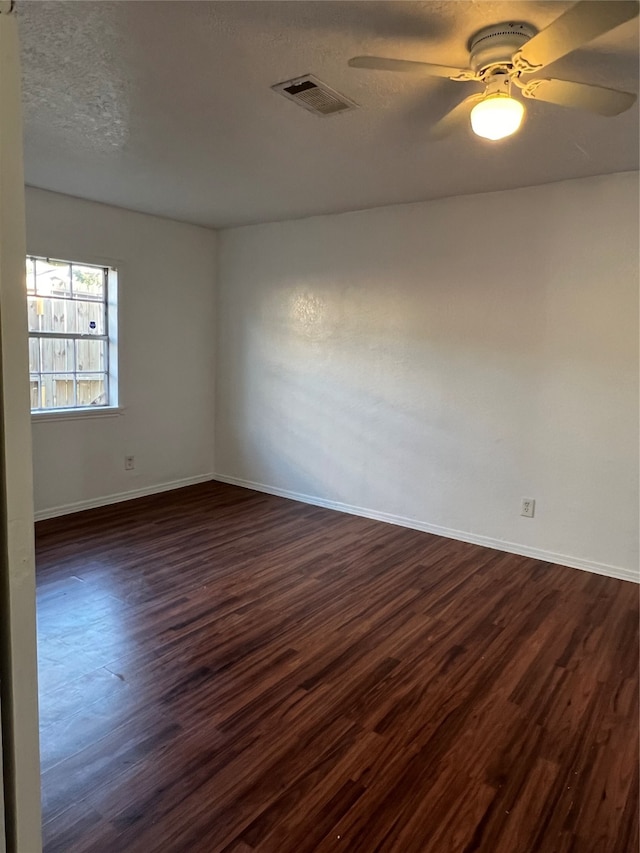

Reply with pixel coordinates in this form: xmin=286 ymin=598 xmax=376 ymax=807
xmin=31 ymin=406 xmax=123 ymax=423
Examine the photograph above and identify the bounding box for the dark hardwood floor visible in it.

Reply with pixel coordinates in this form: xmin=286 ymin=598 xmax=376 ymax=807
xmin=35 ymin=481 xmax=638 ymax=853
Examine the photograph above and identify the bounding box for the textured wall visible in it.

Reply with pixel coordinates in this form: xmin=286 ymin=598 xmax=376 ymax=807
xmin=216 ymin=172 xmax=639 ymax=577
xmin=26 ymin=188 xmax=217 ymax=516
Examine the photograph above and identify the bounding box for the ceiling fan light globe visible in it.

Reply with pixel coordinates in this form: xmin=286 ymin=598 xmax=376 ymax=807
xmin=470 ymin=95 xmax=525 ymax=141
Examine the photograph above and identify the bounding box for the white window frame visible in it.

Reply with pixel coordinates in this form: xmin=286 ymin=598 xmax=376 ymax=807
xmin=27 ymin=254 xmax=120 ymax=421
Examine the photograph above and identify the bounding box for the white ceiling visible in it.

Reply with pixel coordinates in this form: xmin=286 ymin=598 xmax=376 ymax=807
xmin=18 ymin=1 xmax=639 ymax=228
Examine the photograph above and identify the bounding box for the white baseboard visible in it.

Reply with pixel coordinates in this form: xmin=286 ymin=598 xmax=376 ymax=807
xmin=213 ymin=474 xmax=639 ymax=585
xmin=34 ymin=474 xmax=214 ymax=522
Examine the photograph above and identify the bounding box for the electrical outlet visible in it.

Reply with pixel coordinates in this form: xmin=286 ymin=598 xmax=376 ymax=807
xmin=124 ymin=455 xmax=135 ymax=471
xmin=521 ymin=498 xmax=535 ymax=518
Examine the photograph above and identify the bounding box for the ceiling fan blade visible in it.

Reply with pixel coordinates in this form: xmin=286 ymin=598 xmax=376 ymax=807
xmin=348 ymin=56 xmax=474 ymax=81
xmin=513 ymin=1 xmax=640 ymax=74
xmin=430 ymin=94 xmax=484 ymax=140
xmin=519 ymin=77 xmax=637 ymax=116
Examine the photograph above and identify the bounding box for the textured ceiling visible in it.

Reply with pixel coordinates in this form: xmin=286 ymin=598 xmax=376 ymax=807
xmin=18 ymin=1 xmax=639 ymax=228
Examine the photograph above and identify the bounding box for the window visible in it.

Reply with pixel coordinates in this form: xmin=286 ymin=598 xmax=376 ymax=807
xmin=26 ymin=255 xmax=118 ymax=413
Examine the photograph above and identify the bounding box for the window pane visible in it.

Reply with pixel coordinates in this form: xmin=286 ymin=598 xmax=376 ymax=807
xmin=72 ymin=265 xmax=104 ymax=299
xmin=30 ymin=378 xmax=40 ymax=409
xmin=26 ymin=257 xmax=36 ymax=294
xmin=30 ymin=297 xmax=78 ymax=334
xmin=28 ymin=338 xmax=39 ymax=372
xmin=51 ymin=298 xmax=77 ymax=333
xmin=75 ymin=339 xmax=105 ymax=373
xmin=39 ymin=375 xmax=75 ymax=409
xmin=76 ymin=375 xmax=107 ymax=407
xmin=35 ymin=258 xmax=71 ymax=296
xmin=75 ymin=299 xmax=105 ymax=335
xmin=40 ymin=338 xmax=74 ymax=374
xmin=27 ymin=297 xmax=40 ymax=332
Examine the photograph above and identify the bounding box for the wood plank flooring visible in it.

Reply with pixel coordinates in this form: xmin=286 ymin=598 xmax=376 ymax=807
xmin=35 ymin=481 xmax=638 ymax=853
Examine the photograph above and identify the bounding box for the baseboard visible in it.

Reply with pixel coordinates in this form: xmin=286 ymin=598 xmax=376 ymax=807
xmin=34 ymin=474 xmax=215 ymax=522
xmin=213 ymin=474 xmax=639 ymax=585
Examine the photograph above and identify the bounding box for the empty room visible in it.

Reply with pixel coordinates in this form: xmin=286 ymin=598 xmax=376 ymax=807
xmin=0 ymin=1 xmax=638 ymax=852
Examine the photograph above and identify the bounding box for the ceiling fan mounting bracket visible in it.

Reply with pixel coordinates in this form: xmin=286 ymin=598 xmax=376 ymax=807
xmin=482 ymin=72 xmax=512 ymax=98
xmin=468 ymin=22 xmax=537 ymax=75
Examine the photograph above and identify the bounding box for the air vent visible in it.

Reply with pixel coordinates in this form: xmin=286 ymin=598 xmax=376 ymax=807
xmin=272 ymin=74 xmax=357 ymax=117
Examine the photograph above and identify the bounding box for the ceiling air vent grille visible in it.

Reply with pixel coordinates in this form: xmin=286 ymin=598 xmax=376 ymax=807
xmin=272 ymin=74 xmax=357 ymax=117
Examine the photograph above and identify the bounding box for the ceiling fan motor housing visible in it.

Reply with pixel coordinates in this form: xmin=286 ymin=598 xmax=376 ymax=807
xmin=469 ymin=22 xmax=537 ymax=75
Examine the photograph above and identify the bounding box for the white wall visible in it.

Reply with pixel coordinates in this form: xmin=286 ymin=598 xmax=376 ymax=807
xmin=216 ymin=172 xmax=639 ymax=580
xmin=26 ymin=188 xmax=217 ymax=517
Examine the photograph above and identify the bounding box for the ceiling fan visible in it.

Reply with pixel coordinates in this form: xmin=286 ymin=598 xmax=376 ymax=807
xmin=348 ymin=0 xmax=639 ymax=141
